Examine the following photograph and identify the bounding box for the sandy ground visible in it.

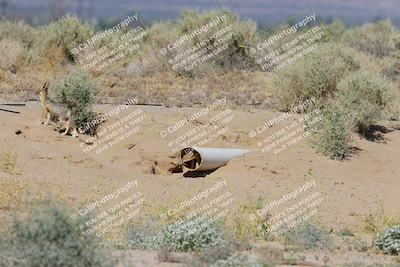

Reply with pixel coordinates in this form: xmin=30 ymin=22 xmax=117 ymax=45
xmin=1 ymin=102 xmax=400 ymax=266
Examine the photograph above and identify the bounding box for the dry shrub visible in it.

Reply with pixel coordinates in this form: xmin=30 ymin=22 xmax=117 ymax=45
xmin=44 ymin=16 xmax=93 ymax=61
xmin=0 ymin=20 xmax=38 ymax=48
xmin=314 ymin=104 xmax=352 ymax=160
xmin=342 ymin=20 xmax=399 ymax=58
xmin=137 ymin=9 xmax=259 ymax=75
xmin=273 ymin=43 xmax=361 ymax=110
xmin=0 ymin=39 xmax=25 ymax=72
xmin=335 ymin=70 xmax=395 ymax=134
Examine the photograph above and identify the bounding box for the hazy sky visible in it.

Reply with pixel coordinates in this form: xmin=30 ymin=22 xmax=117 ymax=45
xmin=5 ymin=0 xmax=400 ymax=26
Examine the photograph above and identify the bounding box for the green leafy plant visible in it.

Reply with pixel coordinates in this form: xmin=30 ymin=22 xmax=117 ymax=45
xmin=375 ymin=225 xmax=400 ymax=255
xmin=128 ymin=216 xmax=228 ymax=252
xmin=162 ymin=220 xmax=227 ymax=252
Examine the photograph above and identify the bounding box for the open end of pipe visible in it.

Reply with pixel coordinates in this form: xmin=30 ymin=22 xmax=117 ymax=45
xmin=180 ymin=147 xmax=202 ymax=170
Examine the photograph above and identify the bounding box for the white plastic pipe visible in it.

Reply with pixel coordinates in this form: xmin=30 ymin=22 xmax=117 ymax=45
xmin=180 ymin=147 xmax=250 ymax=171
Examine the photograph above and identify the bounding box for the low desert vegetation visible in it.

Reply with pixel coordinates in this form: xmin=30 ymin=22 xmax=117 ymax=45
xmin=335 ymin=70 xmax=395 ymax=134
xmin=375 ymin=225 xmax=400 ymax=255
xmin=283 ymin=221 xmax=332 ymax=250
xmin=127 ymin=216 xmax=228 ymax=252
xmin=0 ymin=203 xmax=114 ymax=267
xmin=271 ymin=19 xmax=400 ymax=160
xmin=127 ymin=215 xmax=268 ymax=266
xmin=0 ymin=150 xmax=20 ymax=175
xmin=342 ymin=20 xmax=400 ymax=58
xmin=0 ymin=179 xmax=25 ymax=210
xmin=314 ymin=104 xmax=353 ymax=159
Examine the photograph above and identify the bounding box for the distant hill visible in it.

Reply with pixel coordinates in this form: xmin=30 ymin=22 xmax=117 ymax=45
xmin=4 ymin=0 xmax=400 ymax=27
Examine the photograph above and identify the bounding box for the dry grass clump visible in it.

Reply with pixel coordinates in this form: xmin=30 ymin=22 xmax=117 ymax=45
xmin=0 ymin=180 xmax=25 ymax=211
xmin=0 ymin=150 xmax=20 ymax=175
xmin=362 ymin=207 xmax=400 ymax=235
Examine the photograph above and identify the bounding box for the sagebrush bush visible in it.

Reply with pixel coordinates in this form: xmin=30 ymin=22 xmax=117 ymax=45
xmin=284 ymin=221 xmax=332 ymax=250
xmin=52 ymin=70 xmax=98 ymax=132
xmin=314 ymin=105 xmax=352 ymax=160
xmin=335 ymin=70 xmax=394 ymax=134
xmin=45 ymin=16 xmax=93 ymax=60
xmin=342 ymin=20 xmax=399 ymax=58
xmin=375 ymin=225 xmax=400 ymax=255
xmin=141 ymin=9 xmax=259 ymax=75
xmin=273 ymin=43 xmax=361 ymax=110
xmin=0 ymin=205 xmax=113 ymax=267
xmin=177 ymin=9 xmax=259 ymax=70
xmin=0 ymin=20 xmax=38 ymax=49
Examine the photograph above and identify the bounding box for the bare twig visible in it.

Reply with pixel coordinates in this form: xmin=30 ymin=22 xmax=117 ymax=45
xmin=0 ymin=108 xmax=19 ymax=114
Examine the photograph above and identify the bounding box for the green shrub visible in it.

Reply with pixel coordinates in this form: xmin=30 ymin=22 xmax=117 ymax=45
xmin=52 ymin=70 xmax=98 ymax=132
xmin=342 ymin=20 xmax=399 ymax=58
xmin=127 ymin=218 xmax=164 ymax=250
xmin=0 ymin=205 xmax=113 ymax=267
xmin=335 ymin=70 xmax=394 ymax=134
xmin=128 ymin=217 xmax=228 ymax=252
xmin=273 ymin=43 xmax=361 ymax=110
xmin=314 ymin=104 xmax=352 ymax=160
xmin=284 ymin=221 xmax=332 ymax=250
xmin=162 ymin=220 xmax=227 ymax=252
xmin=45 ymin=16 xmax=93 ymax=60
xmin=375 ymin=225 xmax=400 ymax=255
